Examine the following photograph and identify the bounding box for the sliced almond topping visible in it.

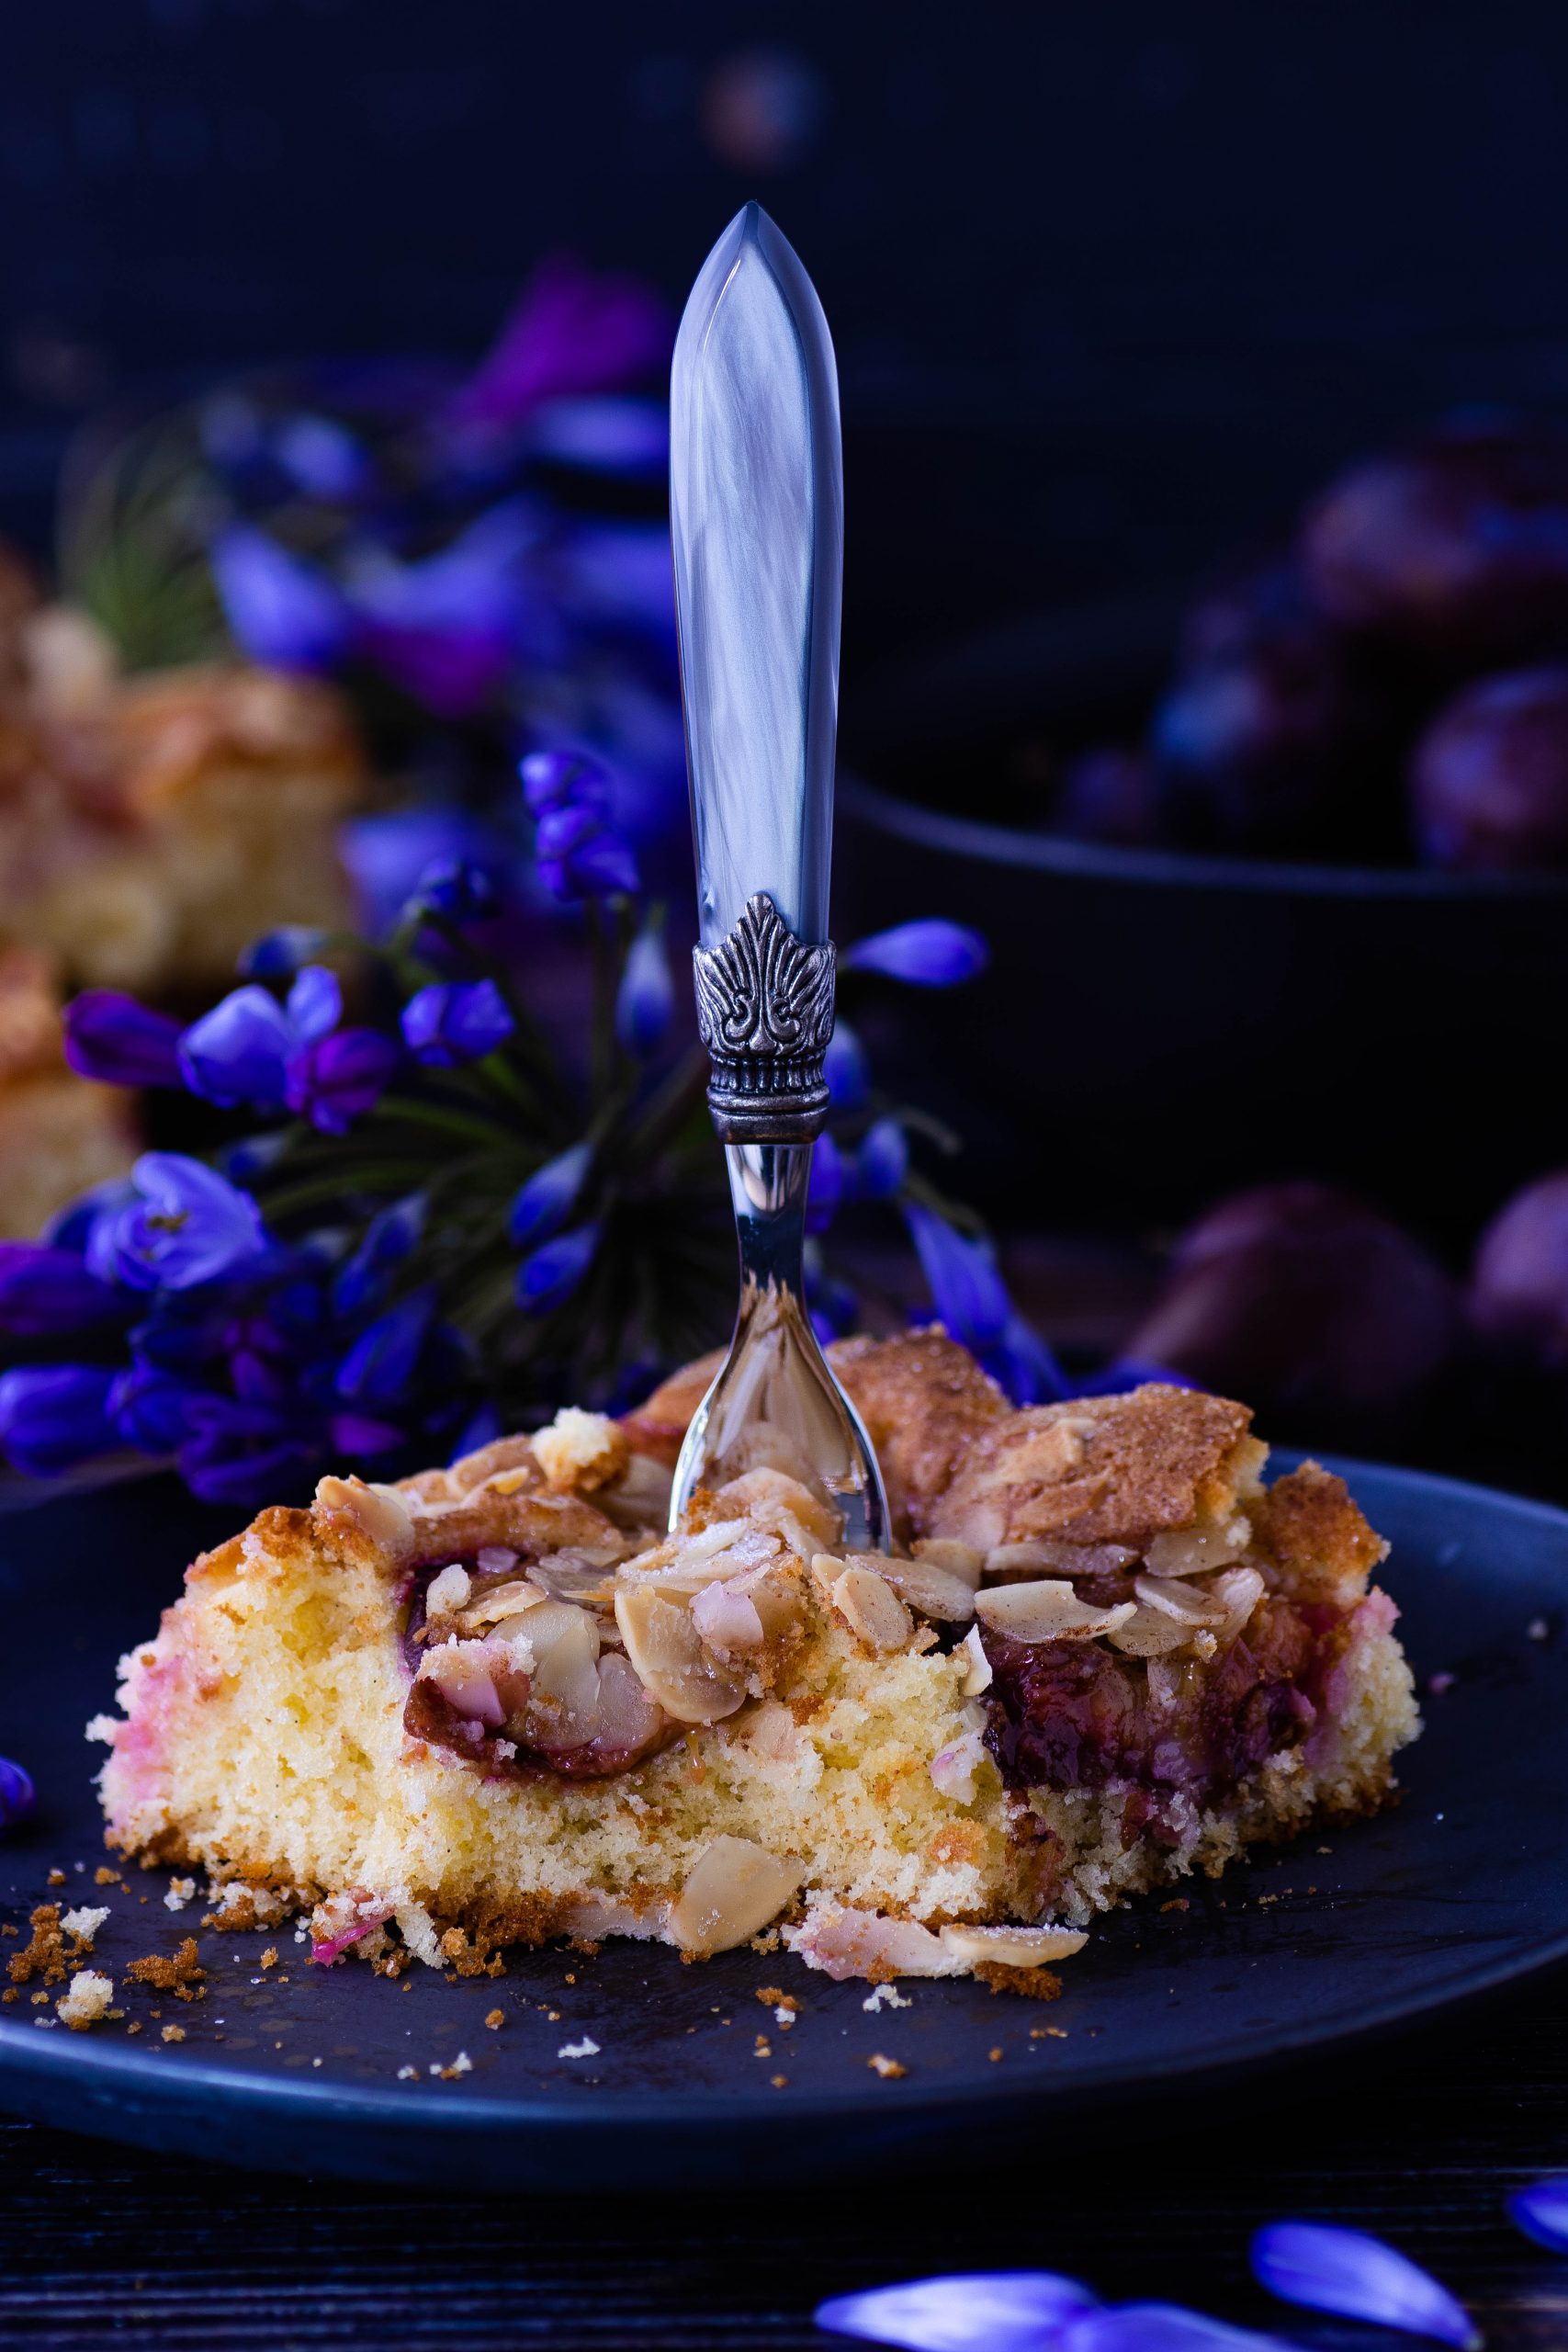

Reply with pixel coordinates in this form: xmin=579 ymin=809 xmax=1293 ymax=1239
xmin=816 ymin=1559 xmax=913 ymax=1652
xmin=1133 ymin=1571 xmax=1228 ymax=1628
xmin=985 ymin=1537 xmax=1139 ymax=1580
xmin=955 ymin=1624 xmax=993 ymax=1694
xmin=316 ymin=1476 xmax=415 ymax=1564
xmin=910 ymin=1538 xmax=986 ymax=1590
xmin=669 ymin=1837 xmax=804 ymax=1957
xmin=613 ymin=1584 xmax=747 ymax=1724
xmin=596 ymin=1450 xmax=674 ymax=1531
xmin=974 ymin=1580 xmax=1135 ymax=1644
xmin=690 ymin=1577 xmax=767 ymax=1653
xmin=1142 ymin=1517 xmax=1251 ymax=1578
xmin=1209 ymin=1562 xmax=1267 ymax=1645
xmin=939 ymin=1924 xmax=1088 ymax=1967
xmin=520 ymin=1600 xmax=602 ymax=1743
xmin=1107 ymin=1603 xmax=1193 ymax=1659
xmin=874 ymin=1556 xmax=976 ymax=1624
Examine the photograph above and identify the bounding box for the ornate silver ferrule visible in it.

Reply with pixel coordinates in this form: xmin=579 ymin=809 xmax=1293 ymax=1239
xmin=692 ymin=891 xmax=835 ymax=1143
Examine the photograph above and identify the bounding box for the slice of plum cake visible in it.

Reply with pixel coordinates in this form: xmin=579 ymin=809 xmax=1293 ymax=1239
xmin=93 ymin=1337 xmax=1418 ymax=1984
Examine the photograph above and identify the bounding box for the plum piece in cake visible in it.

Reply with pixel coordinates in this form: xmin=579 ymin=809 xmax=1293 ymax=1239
xmin=93 ymin=1336 xmax=1418 ymax=1984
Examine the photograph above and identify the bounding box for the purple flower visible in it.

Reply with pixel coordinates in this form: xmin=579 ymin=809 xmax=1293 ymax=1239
xmin=401 ymin=979 xmax=513 ymax=1068
xmin=348 ymin=503 xmax=533 ymax=718
xmin=286 ymin=1028 xmax=399 ymax=1134
xmin=825 ymin=1023 xmax=869 ymax=1112
xmin=239 ymin=927 xmax=331 ymax=979
xmin=509 ymin=1145 xmax=592 ymax=1250
xmin=516 ymin=1223 xmax=600 ymax=1314
xmin=807 ymin=1134 xmax=845 ymax=1236
xmin=273 ymin=413 xmax=366 ymax=501
xmin=535 ymin=804 xmax=640 ymax=899
xmin=0 ymin=1364 xmax=117 ymax=1474
xmin=528 ymin=395 xmax=668 ymax=477
xmin=211 ymin=525 xmax=351 ymax=672
xmin=333 ymin=1194 xmax=426 ymax=1317
xmin=1509 ymin=2178 xmax=1568 ymax=2252
xmin=843 ymin=922 xmax=988 ymax=988
xmin=110 ymin=1366 xmax=208 ymax=1450
xmin=0 ymin=1245 xmax=124 ymax=1335
xmin=180 ymin=987 xmax=294 ymax=1107
xmin=806 ymin=1261 xmax=858 ymax=1346
xmin=342 ymin=810 xmax=504 ymax=940
xmin=63 ymin=991 xmax=184 ymax=1089
xmin=175 ymin=1397 xmax=321 ymax=1508
xmin=520 ymin=746 xmax=612 ymax=818
xmin=857 ymin=1118 xmax=908 ymax=1200
xmin=1251 ymin=2222 xmax=1479 ymax=2349
xmin=0 ymin=1754 xmax=35 ymax=1832
xmin=615 ymin=920 xmax=674 ymax=1057
xmin=445 ymin=255 xmax=671 ymax=437
xmin=98 ymin=1154 xmax=268 ymax=1293
xmin=335 ymin=1291 xmax=434 ymax=1409
xmin=903 ymin=1204 xmax=1010 ymax=1353
xmin=412 ymin=860 xmax=499 ymax=922
xmin=981 ymin=1312 xmax=1071 ymax=1408
xmin=817 ymin=2272 xmax=1100 ymax=2352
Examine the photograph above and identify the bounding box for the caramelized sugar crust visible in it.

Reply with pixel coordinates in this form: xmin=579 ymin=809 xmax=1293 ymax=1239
xmin=930 ymin=1385 xmax=1258 ymax=1553
xmin=828 ymin=1331 xmax=1010 ymax=1541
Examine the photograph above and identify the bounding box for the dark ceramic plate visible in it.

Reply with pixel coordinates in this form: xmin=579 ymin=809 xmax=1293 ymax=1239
xmin=1 ymin=1459 xmax=1564 ymax=2188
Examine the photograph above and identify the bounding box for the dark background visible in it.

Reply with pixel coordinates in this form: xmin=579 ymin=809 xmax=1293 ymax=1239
xmin=10 ymin=1 xmax=1568 ymax=673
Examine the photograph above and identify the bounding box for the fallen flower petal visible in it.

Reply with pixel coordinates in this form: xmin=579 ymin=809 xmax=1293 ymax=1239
xmin=843 ymin=921 xmax=988 ymax=988
xmin=1251 ymin=2222 xmax=1479 ymax=2348
xmin=817 ymin=2272 xmax=1100 ymax=2352
xmin=1507 ymin=2178 xmax=1568 ymax=2253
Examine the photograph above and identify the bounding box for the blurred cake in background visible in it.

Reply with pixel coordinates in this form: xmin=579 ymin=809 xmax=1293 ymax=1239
xmin=0 ymin=939 xmax=135 ymax=1237
xmin=0 ymin=545 xmax=365 ymax=994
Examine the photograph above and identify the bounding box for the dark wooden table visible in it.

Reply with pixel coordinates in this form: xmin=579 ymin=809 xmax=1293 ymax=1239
xmin=3 ymin=1956 xmax=1567 ymax=2349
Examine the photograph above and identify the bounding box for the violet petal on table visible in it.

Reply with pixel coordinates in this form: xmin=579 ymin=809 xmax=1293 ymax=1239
xmin=1251 ymin=2222 xmax=1480 ymax=2347
xmin=1506 ymin=2177 xmax=1568 ymax=2253
xmin=816 ymin=2271 xmax=1100 ymax=2352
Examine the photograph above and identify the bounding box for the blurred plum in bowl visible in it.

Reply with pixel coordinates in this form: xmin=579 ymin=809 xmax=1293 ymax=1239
xmin=1412 ymin=666 xmax=1568 ymax=872
xmin=1125 ymin=1182 xmax=1461 ymax=1435
xmin=1149 ymin=564 xmax=1400 ymax=856
xmin=1301 ymin=416 xmax=1568 ymax=667
xmin=1468 ymin=1170 xmax=1568 ymax=1371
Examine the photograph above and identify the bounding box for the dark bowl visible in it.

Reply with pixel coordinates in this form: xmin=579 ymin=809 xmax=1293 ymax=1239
xmin=838 ymin=596 xmax=1568 ymax=1241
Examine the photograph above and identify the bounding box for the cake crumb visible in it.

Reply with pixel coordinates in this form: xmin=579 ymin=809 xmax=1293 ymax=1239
xmin=867 ymin=2052 xmax=907 ymax=2079
xmin=988 ymin=2045 xmax=1004 ymax=2062
xmin=56 ymin=1971 xmax=114 ymax=2030
xmin=771 ymin=2074 xmax=789 ymax=2087
xmin=754 ymin=2036 xmax=772 ymax=2058
xmin=160 ymin=2023 xmax=186 ymax=2043
xmin=484 ymin=2007 xmax=505 ymax=2030
xmin=1159 ymin=1898 xmax=1190 ymax=1914
xmin=94 ymin=1869 xmax=121 ymax=1888
xmin=397 ymin=2064 xmax=418 ymax=2079
xmin=127 ymin=1939 xmax=206 ymax=2001
xmin=1031 ymin=2024 xmax=1069 ymax=2040
xmin=8 ymin=1905 xmax=68 ymax=1986
xmin=164 ymin=1877 xmax=196 ymax=1912
xmin=47 ymin=1870 xmax=65 ymax=1887
xmin=126 ymin=2020 xmax=141 ymax=2035
xmin=260 ymin=1947 xmax=278 ymax=1969
xmin=863 ymin=1984 xmax=911 ymax=2013
xmin=433 ymin=2051 xmax=472 ymax=2080
xmin=558 ymin=2035 xmax=599 ymax=2059
xmin=62 ymin=1905 xmax=110 ymax=1946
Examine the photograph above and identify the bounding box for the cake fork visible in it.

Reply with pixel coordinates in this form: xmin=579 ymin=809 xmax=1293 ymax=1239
xmin=667 ymin=202 xmax=889 ymax=1550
